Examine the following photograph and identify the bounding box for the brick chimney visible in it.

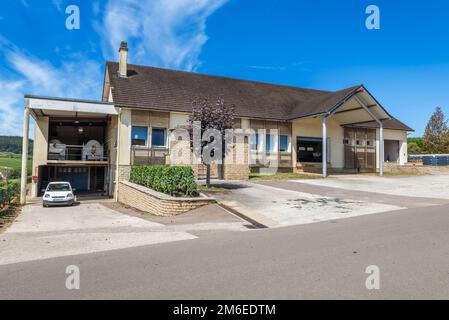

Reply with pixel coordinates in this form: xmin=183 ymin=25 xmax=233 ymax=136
xmin=118 ymin=41 xmax=128 ymax=77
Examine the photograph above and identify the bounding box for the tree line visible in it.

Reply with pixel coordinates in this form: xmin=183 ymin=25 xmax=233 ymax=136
xmin=0 ymin=136 xmax=33 ymax=154
xmin=408 ymin=107 xmax=449 ymax=155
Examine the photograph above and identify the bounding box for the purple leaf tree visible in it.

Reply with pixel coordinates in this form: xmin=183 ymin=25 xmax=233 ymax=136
xmin=189 ymin=97 xmax=236 ymax=187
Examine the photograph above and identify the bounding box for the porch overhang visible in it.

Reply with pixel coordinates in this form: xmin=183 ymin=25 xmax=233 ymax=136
xmin=328 ymin=86 xmax=392 ymax=126
xmin=290 ymin=86 xmax=394 ymax=178
xmin=25 ymin=95 xmax=118 ymax=119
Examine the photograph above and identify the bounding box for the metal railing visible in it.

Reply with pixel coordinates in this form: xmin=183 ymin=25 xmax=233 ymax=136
xmin=130 ymin=146 xmax=169 ymax=165
xmin=48 ymin=144 xmax=108 ymax=161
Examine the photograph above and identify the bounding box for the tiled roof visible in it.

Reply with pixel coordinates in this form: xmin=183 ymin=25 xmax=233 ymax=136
xmin=106 ymin=62 xmax=412 ymax=131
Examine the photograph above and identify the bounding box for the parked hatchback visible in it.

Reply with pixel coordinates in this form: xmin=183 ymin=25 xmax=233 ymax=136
xmin=42 ymin=182 xmax=75 ymax=207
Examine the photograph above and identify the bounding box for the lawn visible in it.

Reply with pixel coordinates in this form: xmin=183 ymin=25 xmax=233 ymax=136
xmin=0 ymin=154 xmax=32 ymax=179
xmin=249 ymin=172 xmax=322 ymax=181
xmin=0 ymin=156 xmax=32 ymax=170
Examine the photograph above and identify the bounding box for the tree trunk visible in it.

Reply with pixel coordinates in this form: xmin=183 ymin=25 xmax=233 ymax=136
xmin=206 ymin=164 xmax=211 ymax=188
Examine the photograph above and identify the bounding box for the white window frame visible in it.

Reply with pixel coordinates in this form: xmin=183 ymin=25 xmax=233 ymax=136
xmin=150 ymin=126 xmax=168 ymax=149
xmin=279 ymin=135 xmax=291 ymax=153
xmin=131 ymin=125 xmax=149 ymax=148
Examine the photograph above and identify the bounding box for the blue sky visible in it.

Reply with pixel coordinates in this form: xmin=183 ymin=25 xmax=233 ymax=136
xmin=1 ymin=0 xmax=449 ymax=137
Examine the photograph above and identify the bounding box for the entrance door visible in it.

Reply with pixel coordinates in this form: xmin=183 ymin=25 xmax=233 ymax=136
xmin=344 ymin=128 xmax=376 ymax=171
xmin=56 ymin=167 xmax=89 ymax=191
xmin=89 ymin=166 xmax=106 ymax=191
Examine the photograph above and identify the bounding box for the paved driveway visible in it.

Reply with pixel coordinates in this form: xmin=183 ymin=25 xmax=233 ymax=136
xmin=0 ymin=202 xmax=197 ymax=266
xmin=297 ymin=173 xmax=449 ymax=199
xmin=215 ymin=182 xmax=404 ymax=227
xmin=214 ymin=174 xmax=449 ymax=228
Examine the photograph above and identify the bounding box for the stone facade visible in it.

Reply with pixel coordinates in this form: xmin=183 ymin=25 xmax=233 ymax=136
xmin=118 ymin=181 xmax=216 ymax=216
xmin=118 ymin=165 xmax=131 ymax=181
xmin=224 ymin=135 xmax=250 ymax=180
xmin=169 ymin=135 xmax=250 ymax=180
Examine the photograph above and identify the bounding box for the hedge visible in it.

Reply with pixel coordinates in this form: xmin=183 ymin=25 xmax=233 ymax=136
xmin=129 ymin=165 xmax=198 ymax=197
xmin=0 ymin=181 xmax=19 ymax=207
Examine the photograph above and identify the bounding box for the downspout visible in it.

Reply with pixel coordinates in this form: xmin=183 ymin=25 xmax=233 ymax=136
xmin=115 ymin=107 xmax=122 ymax=201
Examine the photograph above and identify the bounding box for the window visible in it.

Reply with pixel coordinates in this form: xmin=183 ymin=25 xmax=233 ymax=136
xmin=131 ymin=126 xmax=148 ymax=146
xmin=297 ymin=137 xmax=323 ymax=163
xmin=280 ymin=135 xmax=289 ymax=152
xmin=251 ymin=133 xmax=259 ymax=150
xmin=151 ymin=128 xmax=166 ymax=147
xmin=265 ymin=134 xmax=272 ymax=152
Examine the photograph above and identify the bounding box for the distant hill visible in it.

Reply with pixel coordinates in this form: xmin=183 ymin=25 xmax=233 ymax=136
xmin=0 ymin=136 xmax=33 ymax=154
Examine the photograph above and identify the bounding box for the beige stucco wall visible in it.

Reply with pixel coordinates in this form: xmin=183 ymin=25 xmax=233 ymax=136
xmin=32 ymin=116 xmax=49 ymax=173
xmin=169 ymin=112 xmax=189 ymax=129
xmin=292 ymin=117 xmax=344 ymax=169
xmin=118 ymin=108 xmax=132 ymax=166
xmin=376 ymin=129 xmax=408 ymax=168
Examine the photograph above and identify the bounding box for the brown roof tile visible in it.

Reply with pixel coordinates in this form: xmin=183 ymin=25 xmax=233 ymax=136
xmin=106 ymin=62 xmax=412 ymax=131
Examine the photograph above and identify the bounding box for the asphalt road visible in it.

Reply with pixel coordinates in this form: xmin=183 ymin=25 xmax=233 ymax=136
xmin=1 ymin=204 xmax=449 ymax=299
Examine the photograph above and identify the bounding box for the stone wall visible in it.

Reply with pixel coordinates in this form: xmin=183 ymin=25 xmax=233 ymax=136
xmin=118 ymin=165 xmax=131 ymax=181
xmin=118 ymin=181 xmax=216 ymax=216
xmin=383 ymin=162 xmax=449 ymax=175
xmin=224 ymin=134 xmax=250 ymax=180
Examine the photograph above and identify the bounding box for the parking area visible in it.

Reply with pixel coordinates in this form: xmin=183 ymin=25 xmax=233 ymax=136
xmin=213 ymin=173 xmax=449 ymax=228
xmin=3 ymin=173 xmax=448 ymax=266
xmin=295 ymin=173 xmax=449 ymax=200
xmin=0 ymin=200 xmax=248 ymax=266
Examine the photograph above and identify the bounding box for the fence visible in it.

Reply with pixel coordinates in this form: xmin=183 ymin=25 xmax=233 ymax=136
xmin=408 ymin=154 xmax=449 ymax=166
xmin=0 ymin=182 xmax=19 ymax=207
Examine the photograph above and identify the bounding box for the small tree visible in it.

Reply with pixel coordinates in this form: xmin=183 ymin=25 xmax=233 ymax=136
xmin=189 ymin=97 xmax=235 ymax=187
xmin=422 ymin=107 xmax=449 ymax=154
xmin=407 ymin=137 xmax=423 ymax=155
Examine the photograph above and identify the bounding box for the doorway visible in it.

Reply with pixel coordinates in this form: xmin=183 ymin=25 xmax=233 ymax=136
xmin=344 ymin=128 xmax=376 ymax=172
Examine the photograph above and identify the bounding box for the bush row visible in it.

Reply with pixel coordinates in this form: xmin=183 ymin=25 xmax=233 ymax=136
xmin=129 ymin=165 xmax=198 ymax=197
xmin=0 ymin=181 xmax=19 ymax=207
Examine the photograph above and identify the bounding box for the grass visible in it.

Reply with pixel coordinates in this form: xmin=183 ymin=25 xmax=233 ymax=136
xmin=0 ymin=154 xmax=32 ymax=179
xmin=0 ymin=157 xmax=32 ymax=170
xmin=0 ymin=202 xmax=20 ymax=233
xmin=198 ymin=185 xmax=227 ymax=192
xmin=249 ymin=172 xmax=322 ymax=181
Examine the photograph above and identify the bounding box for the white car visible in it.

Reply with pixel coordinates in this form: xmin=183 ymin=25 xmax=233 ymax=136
xmin=42 ymin=182 xmax=75 ymax=207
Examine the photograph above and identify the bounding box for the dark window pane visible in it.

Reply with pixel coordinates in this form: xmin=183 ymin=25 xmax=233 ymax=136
xmin=131 ymin=126 xmax=148 ymax=146
xmin=152 ymin=128 xmax=166 ymax=147
xmin=280 ymin=135 xmax=288 ymax=152
xmin=297 ymin=137 xmax=322 ymax=163
xmin=251 ymin=134 xmax=259 ymax=149
xmin=266 ymin=135 xmax=271 ymax=152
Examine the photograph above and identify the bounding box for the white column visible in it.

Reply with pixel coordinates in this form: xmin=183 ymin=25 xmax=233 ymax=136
xmin=115 ymin=108 xmax=122 ymax=201
xmin=379 ymin=123 xmax=384 ymax=176
xmin=20 ymin=107 xmax=30 ymax=204
xmin=322 ymin=116 xmax=327 ymax=177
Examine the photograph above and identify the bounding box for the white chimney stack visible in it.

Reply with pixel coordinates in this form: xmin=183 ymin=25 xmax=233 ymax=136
xmin=118 ymin=41 xmax=128 ymax=77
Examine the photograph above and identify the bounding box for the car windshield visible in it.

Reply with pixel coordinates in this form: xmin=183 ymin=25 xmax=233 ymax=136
xmin=47 ymin=183 xmax=71 ymax=192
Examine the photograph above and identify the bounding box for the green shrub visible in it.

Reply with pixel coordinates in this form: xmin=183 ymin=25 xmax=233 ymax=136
xmin=0 ymin=181 xmax=19 ymax=207
xmin=129 ymin=165 xmax=198 ymax=197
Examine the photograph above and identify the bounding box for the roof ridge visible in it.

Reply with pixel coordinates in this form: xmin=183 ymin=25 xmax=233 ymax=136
xmin=106 ymin=61 xmax=331 ymax=94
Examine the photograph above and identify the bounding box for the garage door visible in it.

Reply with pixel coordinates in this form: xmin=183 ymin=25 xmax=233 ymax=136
xmin=344 ymin=128 xmax=376 ymax=171
xmin=57 ymin=167 xmax=89 ymax=191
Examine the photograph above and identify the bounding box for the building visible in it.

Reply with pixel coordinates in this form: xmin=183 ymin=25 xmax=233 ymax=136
xmin=20 ymin=42 xmax=413 ymax=203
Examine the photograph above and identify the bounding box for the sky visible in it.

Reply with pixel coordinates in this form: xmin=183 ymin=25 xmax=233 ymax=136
xmin=1 ymin=0 xmax=449 ymax=137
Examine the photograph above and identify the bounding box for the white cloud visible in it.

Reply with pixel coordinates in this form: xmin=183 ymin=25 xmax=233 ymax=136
xmin=20 ymin=0 xmax=29 ymax=8
xmin=98 ymin=0 xmax=227 ymax=71
xmin=52 ymin=0 xmax=63 ymax=12
xmin=0 ymin=37 xmax=103 ymax=136
xmin=0 ymin=79 xmax=25 ymax=136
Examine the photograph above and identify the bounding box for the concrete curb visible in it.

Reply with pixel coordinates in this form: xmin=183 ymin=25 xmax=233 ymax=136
xmin=218 ymin=200 xmax=279 ymax=229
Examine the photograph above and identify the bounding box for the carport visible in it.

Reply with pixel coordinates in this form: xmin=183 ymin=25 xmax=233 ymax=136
xmin=20 ymin=95 xmax=118 ymax=204
xmin=317 ymin=86 xmax=393 ymax=177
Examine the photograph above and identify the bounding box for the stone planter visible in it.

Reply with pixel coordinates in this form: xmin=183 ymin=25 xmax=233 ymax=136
xmin=118 ymin=181 xmax=216 ymax=216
